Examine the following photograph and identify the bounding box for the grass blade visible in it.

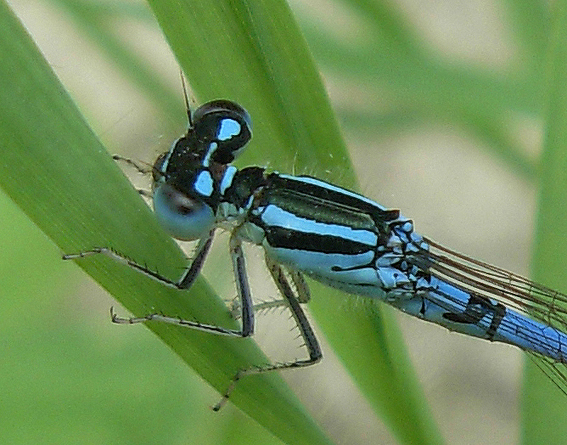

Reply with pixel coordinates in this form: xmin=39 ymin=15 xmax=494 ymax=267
xmin=147 ymin=1 xmax=442 ymax=443
xmin=523 ymin=2 xmax=567 ymax=444
xmin=0 ymin=2 xmax=331 ymax=444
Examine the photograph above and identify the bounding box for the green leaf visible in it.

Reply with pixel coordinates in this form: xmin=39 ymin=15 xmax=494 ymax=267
xmin=523 ymin=2 xmax=567 ymax=444
xmin=147 ymin=1 xmax=442 ymax=443
xmin=0 ymin=2 xmax=329 ymax=444
xmin=1 ymin=0 xmax=444 ymax=443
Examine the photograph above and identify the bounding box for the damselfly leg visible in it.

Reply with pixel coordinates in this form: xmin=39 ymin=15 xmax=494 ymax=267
xmin=213 ymin=253 xmax=321 ymax=411
xmin=64 ymin=225 xmax=322 ymax=409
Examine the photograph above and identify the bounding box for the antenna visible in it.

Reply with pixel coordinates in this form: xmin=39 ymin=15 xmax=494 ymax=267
xmin=180 ymin=71 xmax=193 ymax=128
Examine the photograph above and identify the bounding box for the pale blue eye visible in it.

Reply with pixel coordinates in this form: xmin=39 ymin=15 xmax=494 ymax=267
xmin=153 ymin=183 xmax=214 ymax=241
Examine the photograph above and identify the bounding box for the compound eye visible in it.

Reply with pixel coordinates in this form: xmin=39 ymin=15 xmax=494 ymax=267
xmin=153 ymin=183 xmax=214 ymax=241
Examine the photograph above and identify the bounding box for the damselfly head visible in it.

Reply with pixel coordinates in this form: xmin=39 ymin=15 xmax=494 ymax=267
xmin=150 ymin=100 xmax=252 ymax=241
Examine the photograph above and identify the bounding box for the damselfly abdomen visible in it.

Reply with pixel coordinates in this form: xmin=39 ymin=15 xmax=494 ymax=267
xmin=64 ymin=98 xmax=567 ymax=410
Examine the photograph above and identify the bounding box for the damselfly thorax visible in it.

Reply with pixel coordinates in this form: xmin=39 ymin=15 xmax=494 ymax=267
xmin=65 ymin=98 xmax=567 ymax=411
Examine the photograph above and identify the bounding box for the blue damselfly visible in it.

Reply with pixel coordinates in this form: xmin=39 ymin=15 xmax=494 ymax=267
xmin=64 ymin=97 xmax=567 ymax=411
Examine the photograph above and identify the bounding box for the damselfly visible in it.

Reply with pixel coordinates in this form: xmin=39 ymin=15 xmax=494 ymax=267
xmin=64 ymin=97 xmax=567 ymax=411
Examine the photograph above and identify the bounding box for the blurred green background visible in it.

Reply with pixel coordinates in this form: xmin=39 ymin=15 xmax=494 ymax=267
xmin=2 ymin=0 xmax=567 ymax=444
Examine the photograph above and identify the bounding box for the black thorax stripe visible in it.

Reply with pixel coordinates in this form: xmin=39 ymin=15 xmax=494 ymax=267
xmin=250 ymin=174 xmax=381 ymax=254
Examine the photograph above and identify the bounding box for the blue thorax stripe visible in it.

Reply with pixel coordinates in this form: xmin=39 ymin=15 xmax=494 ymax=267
xmin=260 ymin=204 xmax=378 ymax=247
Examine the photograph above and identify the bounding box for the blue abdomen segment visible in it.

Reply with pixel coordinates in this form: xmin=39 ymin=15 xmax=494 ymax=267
xmin=264 ymin=244 xmax=383 ymax=294
xmin=390 ymin=277 xmax=567 ymax=362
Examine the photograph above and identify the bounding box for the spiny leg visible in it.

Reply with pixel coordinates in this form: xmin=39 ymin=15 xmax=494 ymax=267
xmin=111 ymin=155 xmax=153 ymax=197
xmin=229 ymin=269 xmax=311 ymax=317
xmin=213 ymin=254 xmax=322 ymax=411
xmin=63 ymin=230 xmax=214 ymax=290
xmin=65 ymin=231 xmax=320 ymax=411
xmin=228 ymin=232 xmax=254 ymax=337
xmin=264 ymin=258 xmax=320 ymax=362
xmin=112 ymin=155 xmax=152 ymax=175
xmin=62 ymin=229 xmax=255 ymax=337
xmin=289 ymin=270 xmax=311 ymax=304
